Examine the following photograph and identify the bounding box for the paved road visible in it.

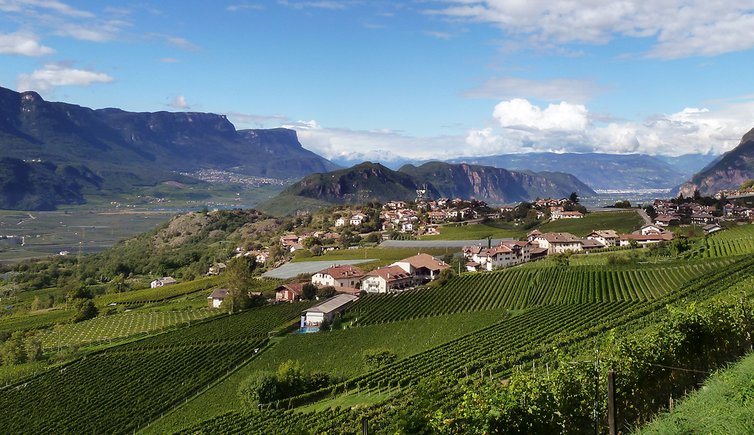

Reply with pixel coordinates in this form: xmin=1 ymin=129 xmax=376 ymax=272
xmin=263 ymin=259 xmax=377 ymax=279
xmin=636 ymin=208 xmax=652 ymax=224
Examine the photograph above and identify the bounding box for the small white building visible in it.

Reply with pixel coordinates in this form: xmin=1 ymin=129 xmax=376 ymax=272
xmin=300 ymin=294 xmax=359 ymax=328
xmin=334 ymin=217 xmax=346 ymax=227
xmin=150 ymin=276 xmax=177 ymax=288
xmin=350 ymin=213 xmax=367 ymax=226
xmin=207 ymin=288 xmax=229 ymax=308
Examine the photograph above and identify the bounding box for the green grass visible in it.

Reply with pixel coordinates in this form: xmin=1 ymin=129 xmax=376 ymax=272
xmin=538 ymin=210 xmax=644 ymax=236
xmin=0 ymin=309 xmax=72 ymax=334
xmin=295 ymin=389 xmax=395 ymax=413
xmin=638 ymin=351 xmax=754 ymax=435
xmin=292 ymin=246 xmax=451 ymax=270
xmin=142 ymin=308 xmax=506 ymax=434
xmin=422 ymin=222 xmax=524 ymax=240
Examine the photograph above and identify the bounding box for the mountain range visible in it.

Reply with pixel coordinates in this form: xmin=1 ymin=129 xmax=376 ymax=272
xmin=0 ymin=86 xmax=337 ymax=209
xmin=678 ymin=127 xmax=754 ymax=197
xmin=260 ymin=161 xmax=595 ymax=215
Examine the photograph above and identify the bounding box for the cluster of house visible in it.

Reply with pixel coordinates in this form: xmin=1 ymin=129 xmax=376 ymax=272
xmin=462 ymin=224 xmax=676 ymax=272
xmin=380 ymin=198 xmax=493 ymax=235
xmin=274 ymin=253 xmax=450 ymax=305
xmin=653 ymin=199 xmax=754 ymax=228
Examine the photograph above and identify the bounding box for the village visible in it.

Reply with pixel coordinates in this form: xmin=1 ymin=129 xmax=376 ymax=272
xmin=186 ymin=192 xmax=754 ymax=332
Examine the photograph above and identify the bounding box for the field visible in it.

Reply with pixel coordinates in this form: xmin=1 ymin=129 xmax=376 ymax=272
xmin=143 ymin=308 xmax=505 ymax=433
xmin=691 ymin=223 xmax=754 ymax=258
xmin=344 ymin=259 xmax=730 ymax=326
xmin=422 ymin=210 xmax=644 ymax=241
xmin=538 ymin=210 xmax=644 ymax=236
xmin=0 ymin=302 xmax=309 ymax=434
xmin=5 ymin=207 xmax=754 ymax=433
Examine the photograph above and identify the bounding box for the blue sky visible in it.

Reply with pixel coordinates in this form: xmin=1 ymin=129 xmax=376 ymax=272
xmin=2 ymin=1 xmax=754 ymax=161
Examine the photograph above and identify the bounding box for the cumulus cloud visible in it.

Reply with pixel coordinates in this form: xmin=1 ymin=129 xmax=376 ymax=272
xmin=493 ymin=99 xmax=589 ymax=132
xmin=0 ymin=31 xmax=54 ymax=56
xmin=465 ymin=98 xmax=754 ymax=157
xmin=169 ymin=95 xmax=189 ymax=109
xmin=227 ymin=112 xmax=291 ymax=128
xmin=0 ymin=0 xmax=93 ymax=18
xmin=464 ymin=77 xmax=604 ymax=104
xmin=16 ymin=63 xmax=113 ymax=92
xmin=430 ymin=1 xmax=754 ymax=59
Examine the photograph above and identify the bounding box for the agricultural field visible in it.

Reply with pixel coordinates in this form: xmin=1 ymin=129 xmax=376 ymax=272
xmin=41 ymin=308 xmax=218 ymax=349
xmin=0 ymin=302 xmax=308 ymax=434
xmin=422 ymin=222 xmax=522 ymax=240
xmin=344 ymin=259 xmax=731 ymax=326
xmin=95 ymin=275 xmax=225 ymax=306
xmin=691 ymin=223 xmax=754 ymax=258
xmin=537 ymin=210 xmax=644 ymax=236
xmin=143 ymin=308 xmax=505 ymax=433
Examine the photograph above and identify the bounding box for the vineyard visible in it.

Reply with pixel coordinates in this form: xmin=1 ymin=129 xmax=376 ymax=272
xmin=691 ymin=224 xmax=754 ymax=258
xmin=0 ymin=302 xmax=309 ymax=434
xmin=345 ymin=259 xmax=732 ymax=326
xmin=40 ymin=308 xmax=218 ymax=349
xmin=95 ymin=275 xmax=225 ymax=306
xmin=180 ymin=255 xmax=754 ymax=433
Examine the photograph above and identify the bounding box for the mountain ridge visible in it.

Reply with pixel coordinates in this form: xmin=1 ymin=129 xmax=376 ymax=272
xmin=260 ymin=161 xmax=595 ymax=215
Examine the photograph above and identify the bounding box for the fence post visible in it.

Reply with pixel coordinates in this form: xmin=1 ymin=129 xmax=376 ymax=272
xmin=608 ymin=370 xmax=616 ymax=435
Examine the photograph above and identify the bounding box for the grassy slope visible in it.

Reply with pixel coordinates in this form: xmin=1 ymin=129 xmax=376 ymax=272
xmin=638 ymin=351 xmax=754 ymax=434
xmin=422 ymin=211 xmax=643 ymax=241
xmin=142 ymin=308 xmax=506 ymax=434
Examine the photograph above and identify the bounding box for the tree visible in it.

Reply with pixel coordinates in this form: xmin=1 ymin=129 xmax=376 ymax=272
xmin=316 ymin=286 xmax=337 ymax=299
xmin=1 ymin=332 xmax=26 ymax=365
xmin=225 ymin=256 xmax=256 ymax=312
xmin=569 ymin=192 xmax=579 ymax=204
xmin=72 ymin=299 xmax=98 ymax=323
xmin=302 ymin=283 xmax=318 ymax=300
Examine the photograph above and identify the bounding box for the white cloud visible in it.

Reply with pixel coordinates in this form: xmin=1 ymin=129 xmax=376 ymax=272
xmin=226 ymin=3 xmax=264 ymax=12
xmin=430 ymin=1 xmax=754 ymax=59
xmin=55 ymin=20 xmax=129 ymax=42
xmin=166 ymin=36 xmax=201 ymax=51
xmin=169 ymin=95 xmax=189 ymax=109
xmin=227 ymin=112 xmax=291 ymax=128
xmin=0 ymin=31 xmax=54 ymax=56
xmin=159 ymin=57 xmax=180 ymax=63
xmin=16 ymin=63 xmax=113 ymax=92
xmin=0 ymin=0 xmax=93 ymax=18
xmin=464 ymin=77 xmax=603 ymax=104
xmin=493 ymin=99 xmax=589 ymax=132
xmin=465 ymin=97 xmax=754 ymax=157
xmin=277 ymin=0 xmax=354 ymax=10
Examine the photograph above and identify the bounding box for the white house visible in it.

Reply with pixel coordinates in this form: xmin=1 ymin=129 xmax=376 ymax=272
xmin=550 ymin=207 xmax=584 ymax=220
xmin=639 ymin=224 xmax=665 ymax=235
xmin=464 ymin=241 xmax=531 ymax=271
xmin=150 ymin=276 xmax=177 ymax=288
xmin=533 ymin=232 xmax=583 ymax=254
xmin=586 ymin=230 xmax=619 ymax=247
xmin=703 ymin=223 xmax=723 ymax=235
xmin=207 ymin=288 xmax=229 ymax=308
xmin=390 ymin=253 xmax=450 ymax=283
xmin=350 ymin=213 xmax=367 ymax=226
xmin=619 ymin=232 xmax=673 ymax=246
xmin=207 ymin=262 xmax=226 ymax=276
xmin=311 ymin=265 xmax=365 ymax=289
xmin=300 ymin=294 xmax=359 ymax=328
xmin=334 ymin=217 xmax=346 ymax=227
xmin=361 ymin=265 xmax=413 ymax=293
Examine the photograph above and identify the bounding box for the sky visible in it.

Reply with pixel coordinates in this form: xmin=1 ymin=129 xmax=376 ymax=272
xmin=2 ymin=1 xmax=754 ymax=162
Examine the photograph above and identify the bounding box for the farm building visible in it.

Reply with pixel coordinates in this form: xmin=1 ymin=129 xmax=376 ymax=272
xmin=361 ymin=265 xmax=413 ymax=293
xmin=207 ymin=288 xmax=229 ymax=308
xmin=275 ymin=283 xmax=305 ymax=302
xmin=311 ymin=265 xmax=365 ymax=289
xmin=586 ymin=230 xmax=619 ymax=247
xmin=390 ymin=253 xmax=449 ymax=283
xmin=300 ymin=294 xmax=358 ymax=328
xmin=531 ymin=232 xmax=583 ymax=255
xmin=150 ymin=276 xmax=177 ymax=288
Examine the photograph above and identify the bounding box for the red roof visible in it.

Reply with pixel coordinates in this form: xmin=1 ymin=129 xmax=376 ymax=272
xmin=315 ymin=265 xmax=366 ymax=280
xmin=365 ymin=265 xmax=412 ymax=283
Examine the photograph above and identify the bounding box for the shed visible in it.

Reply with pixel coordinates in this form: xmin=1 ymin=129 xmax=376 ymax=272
xmin=301 ymin=294 xmax=358 ymax=328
